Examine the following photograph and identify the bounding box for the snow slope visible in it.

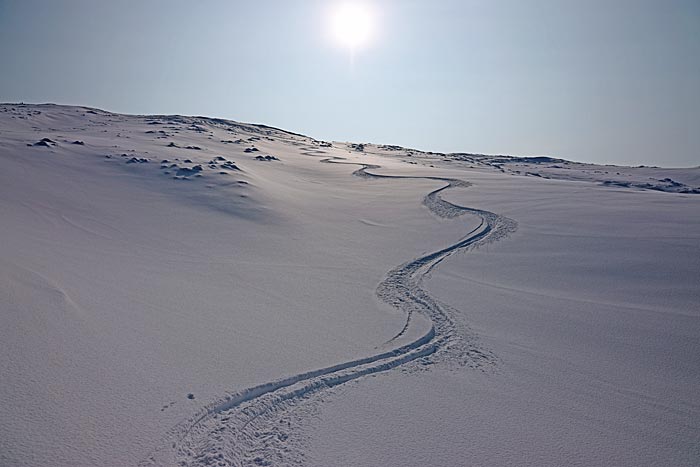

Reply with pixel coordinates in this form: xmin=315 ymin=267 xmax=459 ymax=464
xmin=1 ymin=104 xmax=698 ymax=467
xmin=310 ymin=172 xmax=700 ymax=467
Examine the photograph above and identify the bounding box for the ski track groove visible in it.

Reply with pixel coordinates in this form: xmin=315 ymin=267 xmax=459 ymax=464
xmin=140 ymin=159 xmax=517 ymax=467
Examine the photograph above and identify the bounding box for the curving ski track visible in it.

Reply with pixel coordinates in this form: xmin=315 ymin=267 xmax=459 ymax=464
xmin=141 ymin=159 xmax=517 ymax=467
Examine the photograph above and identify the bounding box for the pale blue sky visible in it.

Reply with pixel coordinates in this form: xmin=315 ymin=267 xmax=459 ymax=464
xmin=1 ymin=0 xmax=698 ymax=166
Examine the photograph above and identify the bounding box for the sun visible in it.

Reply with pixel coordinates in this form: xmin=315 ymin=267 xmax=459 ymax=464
xmin=329 ymin=2 xmax=375 ymax=50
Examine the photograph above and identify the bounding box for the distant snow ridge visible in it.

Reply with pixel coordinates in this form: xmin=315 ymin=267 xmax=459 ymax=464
xmin=141 ymin=162 xmax=517 ymax=467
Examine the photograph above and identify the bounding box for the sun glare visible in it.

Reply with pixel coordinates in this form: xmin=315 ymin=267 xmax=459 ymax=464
xmin=330 ymin=2 xmax=375 ymax=51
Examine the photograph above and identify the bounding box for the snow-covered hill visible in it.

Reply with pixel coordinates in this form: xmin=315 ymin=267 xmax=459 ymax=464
xmin=1 ymin=104 xmax=698 ymax=467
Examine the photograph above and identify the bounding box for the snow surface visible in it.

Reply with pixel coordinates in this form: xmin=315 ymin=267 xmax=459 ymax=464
xmin=1 ymin=103 xmax=698 ymax=467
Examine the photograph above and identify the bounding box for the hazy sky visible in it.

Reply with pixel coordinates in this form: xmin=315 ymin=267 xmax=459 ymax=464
xmin=1 ymin=0 xmax=698 ymax=166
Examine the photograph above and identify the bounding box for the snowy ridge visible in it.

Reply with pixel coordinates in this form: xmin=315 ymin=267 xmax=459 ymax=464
xmin=141 ymin=160 xmax=517 ymax=467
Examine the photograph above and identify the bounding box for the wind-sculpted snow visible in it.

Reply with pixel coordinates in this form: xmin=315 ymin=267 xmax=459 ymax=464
xmin=141 ymin=162 xmax=517 ymax=467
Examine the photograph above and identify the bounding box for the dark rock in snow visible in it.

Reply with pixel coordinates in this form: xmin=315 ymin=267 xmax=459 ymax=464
xmin=126 ymin=157 xmax=149 ymax=164
xmin=221 ymin=161 xmax=240 ymax=171
xmin=32 ymin=137 xmax=56 ymax=147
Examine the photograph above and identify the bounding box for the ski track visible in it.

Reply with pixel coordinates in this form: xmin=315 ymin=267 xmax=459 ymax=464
xmin=140 ymin=159 xmax=517 ymax=467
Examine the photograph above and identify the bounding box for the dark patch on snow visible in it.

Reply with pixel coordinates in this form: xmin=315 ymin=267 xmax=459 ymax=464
xmin=30 ymin=137 xmax=56 ymax=147
xmin=126 ymin=157 xmax=149 ymax=164
xmin=221 ymin=161 xmax=241 ymax=171
xmin=176 ymin=165 xmax=203 ymax=176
